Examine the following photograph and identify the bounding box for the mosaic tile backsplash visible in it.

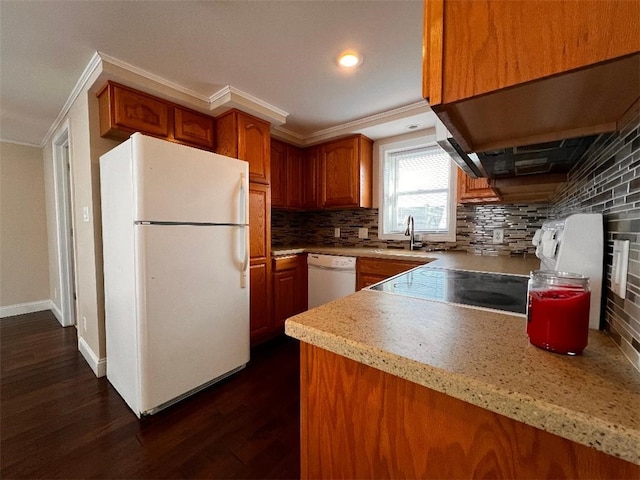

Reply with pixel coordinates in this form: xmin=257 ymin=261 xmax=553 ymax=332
xmin=551 ymin=111 xmax=640 ymax=370
xmin=272 ymin=204 xmax=551 ymax=256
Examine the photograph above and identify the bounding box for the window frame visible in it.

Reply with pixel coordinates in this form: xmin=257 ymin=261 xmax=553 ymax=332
xmin=377 ymin=137 xmax=457 ymax=243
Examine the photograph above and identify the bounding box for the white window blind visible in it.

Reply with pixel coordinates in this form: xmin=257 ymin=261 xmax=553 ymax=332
xmin=382 ymin=144 xmax=453 ymax=236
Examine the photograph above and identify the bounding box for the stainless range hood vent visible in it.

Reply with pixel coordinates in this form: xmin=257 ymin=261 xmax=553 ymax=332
xmin=435 ymin=120 xmax=598 ymax=179
xmin=514 ymin=139 xmax=565 ymax=154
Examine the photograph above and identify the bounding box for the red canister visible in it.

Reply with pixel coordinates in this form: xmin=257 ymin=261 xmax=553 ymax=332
xmin=526 ymin=270 xmax=591 ymax=355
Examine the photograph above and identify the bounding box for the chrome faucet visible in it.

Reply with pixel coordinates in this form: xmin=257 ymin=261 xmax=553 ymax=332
xmin=404 ymin=215 xmax=417 ymax=251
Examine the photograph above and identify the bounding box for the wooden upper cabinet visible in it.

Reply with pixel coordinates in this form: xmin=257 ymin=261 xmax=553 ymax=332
xmin=271 ymin=139 xmax=287 ymax=208
xmin=216 ymin=109 xmax=271 ymax=184
xmin=173 ymin=107 xmax=214 ymax=150
xmin=97 ymin=81 xmax=216 ymax=151
xmin=320 ymin=135 xmax=373 ymax=208
xmin=423 ymin=0 xmax=640 ymax=153
xmin=286 ymin=145 xmax=303 ymax=208
xmin=457 ymin=170 xmax=501 ymax=204
xmin=271 ymin=140 xmax=305 ymax=210
xmin=98 ymin=82 xmax=170 ymax=139
xmin=302 ymin=146 xmax=320 ymax=209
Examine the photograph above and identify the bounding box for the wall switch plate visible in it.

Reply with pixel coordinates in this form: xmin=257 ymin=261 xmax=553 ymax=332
xmin=82 ymin=206 xmax=90 ymax=223
xmin=493 ymin=228 xmax=504 ymax=244
xmin=334 ymin=227 xmax=340 ymax=238
xmin=358 ymin=228 xmax=368 ymax=239
xmin=612 ymin=240 xmax=630 ymax=298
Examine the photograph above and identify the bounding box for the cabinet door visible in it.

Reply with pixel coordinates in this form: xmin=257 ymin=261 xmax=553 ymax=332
xmin=273 ymin=269 xmax=297 ymax=330
xmin=238 ymin=113 xmax=271 ymax=185
xmin=302 ymin=146 xmax=320 ymax=209
xmin=174 ymin=107 xmax=214 ymax=150
xmin=431 ymin=0 xmax=640 ymax=105
xmin=250 ymin=261 xmax=271 ymax=341
xmin=423 ymin=0 xmax=640 ymax=153
xmin=321 ymin=137 xmax=360 ymax=208
xmin=356 ymin=258 xmax=425 ymax=291
xmin=271 ymin=139 xmax=287 ymax=208
xmin=457 ymin=171 xmax=501 ymax=204
xmin=249 ymin=183 xmax=271 ymax=261
xmin=102 ymin=83 xmax=170 ymax=138
xmin=286 ymin=145 xmax=303 ymax=208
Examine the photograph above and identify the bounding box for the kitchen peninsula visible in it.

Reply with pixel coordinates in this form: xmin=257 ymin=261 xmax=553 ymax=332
xmin=285 ymin=251 xmax=640 ymax=479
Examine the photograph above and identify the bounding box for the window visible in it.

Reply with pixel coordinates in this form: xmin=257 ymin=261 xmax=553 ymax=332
xmin=379 ymin=139 xmax=457 ymax=242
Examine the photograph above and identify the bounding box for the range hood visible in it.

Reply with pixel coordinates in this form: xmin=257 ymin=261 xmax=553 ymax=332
xmin=436 ymin=121 xmax=598 ymax=179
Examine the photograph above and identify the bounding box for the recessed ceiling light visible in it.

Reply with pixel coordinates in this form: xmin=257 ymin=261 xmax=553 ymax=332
xmin=338 ymin=51 xmax=363 ymax=68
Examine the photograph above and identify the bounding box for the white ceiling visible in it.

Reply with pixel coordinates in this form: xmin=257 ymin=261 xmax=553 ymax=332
xmin=0 ymin=0 xmax=437 ymax=147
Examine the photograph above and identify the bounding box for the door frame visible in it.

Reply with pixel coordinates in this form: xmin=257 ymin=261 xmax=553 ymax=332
xmin=52 ymin=121 xmax=77 ymax=327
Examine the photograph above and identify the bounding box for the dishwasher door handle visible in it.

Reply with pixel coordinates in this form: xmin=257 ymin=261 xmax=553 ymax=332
xmin=308 ymin=264 xmax=355 ymax=272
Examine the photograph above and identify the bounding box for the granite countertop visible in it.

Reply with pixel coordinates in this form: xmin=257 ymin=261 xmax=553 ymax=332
xmin=284 ymin=251 xmax=640 ymax=465
xmin=272 ymin=245 xmax=540 ymax=274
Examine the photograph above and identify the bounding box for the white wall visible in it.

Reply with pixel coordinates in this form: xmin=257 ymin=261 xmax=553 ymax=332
xmin=0 ymin=142 xmax=50 ymax=315
xmin=42 ymin=84 xmax=118 ymax=375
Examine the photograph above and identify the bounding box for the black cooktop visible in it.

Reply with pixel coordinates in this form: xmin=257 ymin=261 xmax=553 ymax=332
xmin=369 ymin=266 xmax=529 ymax=315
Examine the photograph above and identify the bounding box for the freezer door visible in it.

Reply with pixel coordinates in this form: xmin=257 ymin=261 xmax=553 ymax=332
xmin=131 ymin=133 xmax=249 ymax=225
xmin=135 ymin=223 xmax=250 ymax=413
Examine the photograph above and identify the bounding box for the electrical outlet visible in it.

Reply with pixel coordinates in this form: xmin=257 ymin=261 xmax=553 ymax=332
xmin=54 ymin=287 xmax=57 ymax=300
xmin=83 ymin=316 xmax=87 ymax=331
xmin=334 ymin=227 xmax=340 ymax=238
xmin=358 ymin=228 xmax=368 ymax=239
xmin=612 ymin=240 xmax=630 ymax=298
xmin=493 ymin=228 xmax=504 ymax=244
xmin=82 ymin=206 xmax=90 ymax=223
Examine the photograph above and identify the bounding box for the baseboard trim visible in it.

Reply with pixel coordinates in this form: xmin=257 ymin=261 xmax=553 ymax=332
xmin=0 ymin=300 xmax=52 ymax=318
xmin=50 ymin=302 xmax=63 ymax=325
xmin=78 ymin=336 xmax=107 ymax=378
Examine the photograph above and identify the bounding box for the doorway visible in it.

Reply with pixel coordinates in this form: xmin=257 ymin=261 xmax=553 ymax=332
xmin=52 ymin=125 xmax=77 ymax=328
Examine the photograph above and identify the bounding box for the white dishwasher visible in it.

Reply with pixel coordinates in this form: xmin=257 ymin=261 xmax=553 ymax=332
xmin=308 ymin=254 xmax=357 ymax=308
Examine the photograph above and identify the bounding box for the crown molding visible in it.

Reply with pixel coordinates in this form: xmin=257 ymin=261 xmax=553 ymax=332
xmin=0 ymin=138 xmax=43 ymax=148
xmin=304 ymin=100 xmax=431 ymax=143
xmin=209 ymin=85 xmax=288 ymax=125
xmin=270 ymin=125 xmax=306 ymax=145
xmin=40 ymin=51 xmax=103 ymax=147
xmin=272 ymin=101 xmax=434 ymax=146
xmin=98 ymin=52 xmax=210 ymax=103
xmin=37 ymin=52 xmax=429 ymax=149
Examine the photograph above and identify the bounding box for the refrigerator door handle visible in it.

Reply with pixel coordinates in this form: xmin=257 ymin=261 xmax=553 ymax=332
xmin=240 ymin=173 xmax=249 ymax=289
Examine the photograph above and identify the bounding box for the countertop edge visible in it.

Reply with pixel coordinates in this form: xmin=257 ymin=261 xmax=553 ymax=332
xmin=285 ymin=319 xmax=640 ymax=465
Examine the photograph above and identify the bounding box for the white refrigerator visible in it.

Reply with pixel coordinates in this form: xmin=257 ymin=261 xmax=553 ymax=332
xmin=100 ymin=133 xmax=250 ymax=417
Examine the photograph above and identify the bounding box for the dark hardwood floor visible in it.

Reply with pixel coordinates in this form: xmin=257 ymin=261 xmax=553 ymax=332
xmin=0 ymin=310 xmax=300 ymax=479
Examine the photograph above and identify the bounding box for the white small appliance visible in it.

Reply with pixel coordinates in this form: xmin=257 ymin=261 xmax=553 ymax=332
xmin=308 ymin=254 xmax=356 ymax=308
xmin=533 ymin=213 xmax=603 ymax=329
xmin=100 ymin=133 xmax=250 ymax=417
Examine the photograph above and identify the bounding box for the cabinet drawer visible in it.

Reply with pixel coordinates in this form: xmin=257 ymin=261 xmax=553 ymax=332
xmin=273 ymin=255 xmax=303 ymax=272
xmin=358 ymin=257 xmax=425 ymax=277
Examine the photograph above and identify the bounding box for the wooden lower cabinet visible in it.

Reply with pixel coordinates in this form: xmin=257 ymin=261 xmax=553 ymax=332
xmin=356 ymin=257 xmax=426 ymax=290
xmin=272 ymin=254 xmax=308 ymax=330
xmin=300 ymin=343 xmax=639 ymax=479
xmin=249 ymin=261 xmax=270 ymax=342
